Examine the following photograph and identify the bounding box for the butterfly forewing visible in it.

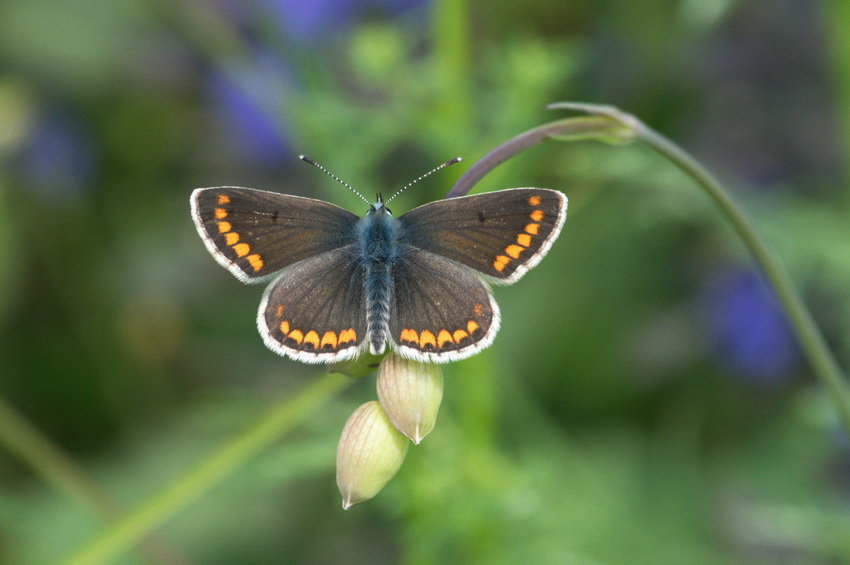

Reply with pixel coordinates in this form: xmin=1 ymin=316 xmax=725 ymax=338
xmin=258 ymin=246 xmax=368 ymax=363
xmin=389 ymin=247 xmax=499 ymax=362
xmin=398 ymin=188 xmax=567 ymax=284
xmin=191 ymin=187 xmax=359 ymax=282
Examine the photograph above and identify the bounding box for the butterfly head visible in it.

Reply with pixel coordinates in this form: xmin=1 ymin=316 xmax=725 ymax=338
xmin=369 ymin=194 xmax=393 ymax=217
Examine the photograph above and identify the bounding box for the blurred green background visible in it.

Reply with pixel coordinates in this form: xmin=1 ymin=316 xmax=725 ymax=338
xmin=1 ymin=0 xmax=850 ymax=563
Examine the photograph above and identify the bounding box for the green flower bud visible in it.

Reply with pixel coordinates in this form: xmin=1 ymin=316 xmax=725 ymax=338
xmin=336 ymin=401 xmax=409 ymax=509
xmin=327 ymin=352 xmax=384 ymax=379
xmin=376 ymin=353 xmax=444 ymax=444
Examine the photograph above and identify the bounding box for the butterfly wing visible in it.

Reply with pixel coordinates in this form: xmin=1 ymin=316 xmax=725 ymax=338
xmin=397 ymin=188 xmax=567 ymax=284
xmin=191 ymin=187 xmax=359 ymax=282
xmin=389 ymin=246 xmax=499 ymax=363
xmin=258 ymin=246 xmax=368 ymax=363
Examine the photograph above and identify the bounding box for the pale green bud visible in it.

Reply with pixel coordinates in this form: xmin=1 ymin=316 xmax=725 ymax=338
xmin=376 ymin=353 xmax=444 ymax=444
xmin=327 ymin=352 xmax=384 ymax=379
xmin=336 ymin=401 xmax=409 ymax=509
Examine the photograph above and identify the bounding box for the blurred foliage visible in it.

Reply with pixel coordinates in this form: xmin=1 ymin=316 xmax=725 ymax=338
xmin=1 ymin=0 xmax=849 ymax=563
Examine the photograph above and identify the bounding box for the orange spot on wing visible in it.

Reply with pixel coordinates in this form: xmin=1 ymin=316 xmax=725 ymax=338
xmin=420 ymin=330 xmax=436 ymax=348
xmin=467 ymin=320 xmax=480 ymax=334
xmin=247 ymin=254 xmax=264 ymax=271
xmin=527 ymin=195 xmax=541 ymax=206
xmin=530 ymin=210 xmax=544 ymax=222
xmin=339 ymin=328 xmax=357 ymax=344
xmin=276 ymin=305 xmax=284 ymax=318
xmin=303 ymin=330 xmax=320 ymax=348
xmin=505 ymin=244 xmax=524 ymax=259
xmin=524 ymin=223 xmax=540 ymax=235
xmin=279 ymin=320 xmax=290 ymax=334
xmin=224 ymin=232 xmax=240 ymax=245
xmin=288 ymin=329 xmax=304 ymax=344
xmin=473 ymin=303 xmax=484 ymax=317
xmin=217 ymin=221 xmax=232 ymax=233
xmin=516 ymin=233 xmax=532 ymax=247
xmin=493 ymin=255 xmax=510 ymax=272
xmin=321 ymin=331 xmax=337 ymax=349
xmin=437 ymin=329 xmax=454 ymax=347
xmin=233 ymin=243 xmax=250 ymax=257
xmin=214 ymin=208 xmax=228 ymax=219
xmin=453 ymin=329 xmax=469 ymax=342
xmin=217 ymin=194 xmax=231 ymax=205
xmin=400 ymin=328 xmax=419 ymax=345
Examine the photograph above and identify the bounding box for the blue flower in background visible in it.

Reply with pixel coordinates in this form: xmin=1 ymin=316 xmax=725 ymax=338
xmin=205 ymin=0 xmax=430 ymax=166
xmin=262 ymin=0 xmax=354 ymax=40
xmin=205 ymin=56 xmax=292 ymax=168
xmin=21 ymin=112 xmax=96 ymax=201
xmin=703 ymin=267 xmax=799 ymax=385
xmin=259 ymin=0 xmax=430 ymax=41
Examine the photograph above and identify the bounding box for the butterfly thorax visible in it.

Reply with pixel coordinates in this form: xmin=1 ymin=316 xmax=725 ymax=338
xmin=357 ymin=198 xmax=398 ymax=355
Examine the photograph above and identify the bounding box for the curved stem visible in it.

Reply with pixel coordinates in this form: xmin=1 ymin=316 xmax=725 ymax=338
xmin=446 ymin=116 xmax=628 ymax=198
xmin=636 ymin=123 xmax=850 ymax=432
xmin=451 ymin=103 xmax=850 ymax=434
xmin=60 ymin=373 xmax=352 ymax=565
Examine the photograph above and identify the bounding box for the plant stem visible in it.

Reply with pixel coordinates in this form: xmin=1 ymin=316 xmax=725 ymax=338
xmin=451 ymin=103 xmax=850 ymax=434
xmin=0 ymin=397 xmax=193 ymax=565
xmin=636 ymin=123 xmax=850 ymax=432
xmin=447 ymin=116 xmax=627 ymax=198
xmin=60 ymin=373 xmax=351 ymax=565
xmin=433 ymin=0 xmax=473 ymax=135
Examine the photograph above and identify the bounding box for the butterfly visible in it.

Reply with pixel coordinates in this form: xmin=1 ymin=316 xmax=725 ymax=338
xmin=190 ymin=156 xmax=566 ymax=364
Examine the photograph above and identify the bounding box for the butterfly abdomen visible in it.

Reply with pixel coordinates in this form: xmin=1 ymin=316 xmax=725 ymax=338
xmin=358 ymin=204 xmax=398 ymax=355
xmin=364 ymin=262 xmax=391 ymax=354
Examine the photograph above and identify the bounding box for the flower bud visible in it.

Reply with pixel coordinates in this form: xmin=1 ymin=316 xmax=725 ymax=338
xmin=327 ymin=352 xmax=384 ymax=379
xmin=376 ymin=353 xmax=443 ymax=444
xmin=336 ymin=401 xmax=409 ymax=509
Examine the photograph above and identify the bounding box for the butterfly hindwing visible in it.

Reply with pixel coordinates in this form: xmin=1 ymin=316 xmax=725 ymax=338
xmin=191 ymin=187 xmax=359 ymax=282
xmin=398 ymin=188 xmax=567 ymax=284
xmin=389 ymin=246 xmax=499 ymax=362
xmin=258 ymin=246 xmax=368 ymax=363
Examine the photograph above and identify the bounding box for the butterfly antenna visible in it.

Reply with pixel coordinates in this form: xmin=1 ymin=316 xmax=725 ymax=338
xmin=299 ymin=155 xmax=370 ymax=205
xmin=385 ymin=157 xmax=462 ymax=203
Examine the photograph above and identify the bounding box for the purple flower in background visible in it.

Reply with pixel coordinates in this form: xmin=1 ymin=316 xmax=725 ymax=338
xmin=205 ymin=0 xmax=429 ymax=165
xmin=259 ymin=0 xmax=430 ymax=41
xmin=205 ymin=57 xmax=291 ymax=168
xmin=262 ymin=0 xmax=354 ymax=40
xmin=21 ymin=112 xmax=96 ymax=201
xmin=703 ymin=267 xmax=799 ymax=385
